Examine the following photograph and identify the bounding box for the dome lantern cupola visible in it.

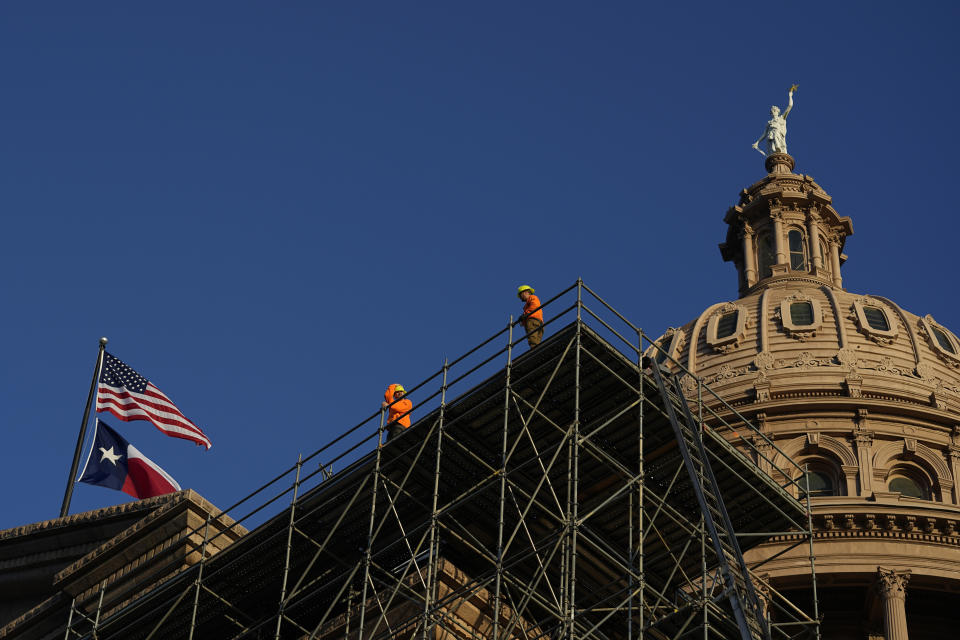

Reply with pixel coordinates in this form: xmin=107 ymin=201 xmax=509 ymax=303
xmin=719 ymin=152 xmax=854 ymax=297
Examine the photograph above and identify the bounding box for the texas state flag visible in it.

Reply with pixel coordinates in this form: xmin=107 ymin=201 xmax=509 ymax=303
xmin=79 ymin=420 xmax=181 ymax=499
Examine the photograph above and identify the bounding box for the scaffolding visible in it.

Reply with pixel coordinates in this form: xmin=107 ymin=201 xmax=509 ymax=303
xmin=59 ymin=281 xmax=819 ymax=640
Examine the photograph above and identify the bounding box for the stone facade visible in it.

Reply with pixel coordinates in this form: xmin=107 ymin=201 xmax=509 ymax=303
xmin=656 ymin=152 xmax=960 ymax=638
xmin=0 ymin=490 xmax=244 ymax=639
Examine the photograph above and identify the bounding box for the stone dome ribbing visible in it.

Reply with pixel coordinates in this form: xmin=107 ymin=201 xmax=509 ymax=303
xmin=665 ymin=284 xmax=960 ymax=416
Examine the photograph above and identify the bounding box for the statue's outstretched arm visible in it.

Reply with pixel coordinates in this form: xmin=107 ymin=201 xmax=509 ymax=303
xmin=782 ymin=85 xmax=797 ymax=118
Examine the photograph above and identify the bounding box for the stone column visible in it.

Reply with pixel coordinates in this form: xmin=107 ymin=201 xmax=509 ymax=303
xmin=829 ymin=234 xmax=843 ymax=288
xmin=807 ymin=210 xmax=823 ymax=271
xmin=949 ymin=441 xmax=960 ymax=506
xmin=741 ymin=222 xmax=757 ymax=287
xmin=842 ymin=465 xmax=859 ymax=497
xmin=854 ymin=412 xmax=874 ymax=496
xmin=877 ymin=567 xmax=911 ymax=640
xmin=754 ymin=436 xmax=772 ymax=476
xmin=771 ymin=210 xmax=786 ymax=265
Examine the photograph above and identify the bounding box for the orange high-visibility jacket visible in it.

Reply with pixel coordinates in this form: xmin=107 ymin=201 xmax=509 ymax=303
xmin=384 ymin=384 xmax=412 ymax=428
xmin=522 ymin=294 xmax=544 ymax=324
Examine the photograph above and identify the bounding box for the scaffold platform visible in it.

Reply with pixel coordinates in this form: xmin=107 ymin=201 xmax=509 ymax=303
xmin=58 ymin=281 xmax=819 ymax=640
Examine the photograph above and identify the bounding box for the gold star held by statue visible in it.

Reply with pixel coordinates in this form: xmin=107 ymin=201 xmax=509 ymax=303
xmin=789 ymin=84 xmax=799 ymax=93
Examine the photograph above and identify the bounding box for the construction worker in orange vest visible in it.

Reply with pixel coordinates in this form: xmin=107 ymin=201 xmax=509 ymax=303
xmin=517 ymin=285 xmax=544 ymax=348
xmin=382 ymin=383 xmax=412 ymax=442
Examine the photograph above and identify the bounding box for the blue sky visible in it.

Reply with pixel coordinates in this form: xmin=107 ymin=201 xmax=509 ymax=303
xmin=2 ymin=2 xmax=959 ymax=530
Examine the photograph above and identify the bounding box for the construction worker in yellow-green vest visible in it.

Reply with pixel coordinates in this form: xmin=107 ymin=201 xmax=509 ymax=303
xmin=517 ymin=285 xmax=544 ymax=348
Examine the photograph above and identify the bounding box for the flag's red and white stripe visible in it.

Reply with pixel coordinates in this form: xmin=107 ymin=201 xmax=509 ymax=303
xmin=98 ymin=382 xmax=212 ymax=449
xmin=125 ymin=443 xmax=181 ymax=498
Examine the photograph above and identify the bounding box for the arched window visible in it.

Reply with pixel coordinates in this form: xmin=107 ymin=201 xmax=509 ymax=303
xmin=788 ymin=229 xmax=807 ymax=271
xmin=799 ymin=470 xmax=835 ymax=499
xmin=756 ymin=232 xmax=774 ymax=279
xmin=853 ymin=299 xmax=898 ymax=341
xmin=706 ymin=305 xmax=747 ymax=352
xmin=818 ymin=239 xmax=831 ymax=277
xmin=921 ymin=316 xmax=960 ymax=361
xmin=654 ymin=339 xmax=670 ymax=364
xmin=651 ymin=331 xmax=682 ymax=365
xmin=888 ymin=466 xmax=932 ymax=500
xmin=862 ymin=306 xmax=890 ymax=331
xmin=796 ymin=459 xmax=842 ymax=500
xmin=932 ymin=326 xmax=956 ymax=354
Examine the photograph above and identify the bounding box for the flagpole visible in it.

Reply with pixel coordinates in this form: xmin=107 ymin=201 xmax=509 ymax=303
xmin=60 ymin=337 xmax=108 ymax=518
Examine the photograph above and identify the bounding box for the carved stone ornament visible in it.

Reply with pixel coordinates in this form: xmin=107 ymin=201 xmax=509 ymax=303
xmin=754 ymin=351 xmax=776 ymax=370
xmin=877 ymin=568 xmax=911 ymax=599
xmin=754 ymin=378 xmax=772 ymax=403
xmin=712 ymin=363 xmax=750 ymax=384
xmin=931 ymin=389 xmax=949 ymax=410
xmin=836 ymin=348 xmax=860 ymax=371
xmin=753 ymin=573 xmax=772 ymax=608
xmin=787 ymin=351 xmax=832 ymax=369
xmin=875 ymin=356 xmax=907 ymax=376
xmin=915 ymin=362 xmax=936 ymax=380
xmin=673 ymin=331 xmax=687 ymax=357
xmin=845 ymin=375 xmax=863 ymax=398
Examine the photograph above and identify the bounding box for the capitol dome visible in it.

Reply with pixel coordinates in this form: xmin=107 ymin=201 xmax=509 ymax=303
xmin=652 ymin=152 xmax=960 ymax=638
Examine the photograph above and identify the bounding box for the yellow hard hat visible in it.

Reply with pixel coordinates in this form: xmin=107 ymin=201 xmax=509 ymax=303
xmin=517 ymin=285 xmax=535 ymax=299
xmin=393 ymin=384 xmax=405 ymax=393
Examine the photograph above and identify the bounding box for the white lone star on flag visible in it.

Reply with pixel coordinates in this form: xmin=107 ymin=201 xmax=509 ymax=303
xmin=99 ymin=446 xmax=122 ymax=466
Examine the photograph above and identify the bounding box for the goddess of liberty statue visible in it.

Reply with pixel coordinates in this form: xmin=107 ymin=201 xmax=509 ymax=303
xmin=752 ymin=85 xmax=798 ymax=156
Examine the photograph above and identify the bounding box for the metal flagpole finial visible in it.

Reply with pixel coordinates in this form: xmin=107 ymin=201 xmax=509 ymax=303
xmin=99 ymin=337 xmax=109 ymax=346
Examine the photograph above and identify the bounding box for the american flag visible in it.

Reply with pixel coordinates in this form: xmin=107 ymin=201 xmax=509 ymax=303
xmin=96 ymin=352 xmax=212 ymax=449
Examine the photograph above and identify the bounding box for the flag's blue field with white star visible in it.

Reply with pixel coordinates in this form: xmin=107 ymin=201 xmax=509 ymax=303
xmin=79 ymin=420 xmax=181 ymax=499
